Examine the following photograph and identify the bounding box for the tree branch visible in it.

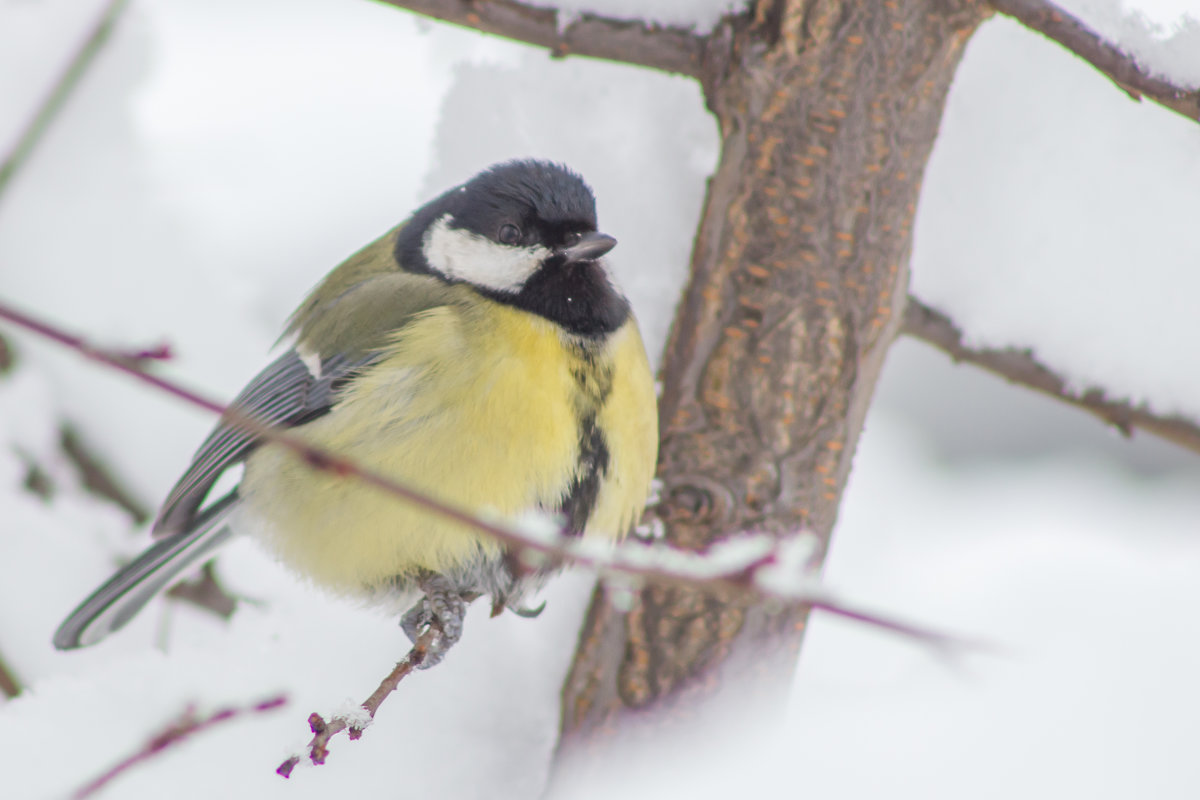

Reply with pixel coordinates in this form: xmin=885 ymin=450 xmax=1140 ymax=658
xmin=276 ymin=624 xmax=440 ymax=777
xmin=0 ymin=0 xmax=129 ymax=199
xmin=71 ymin=695 xmax=287 ymax=799
xmin=902 ymin=296 xmax=1200 ymax=457
xmin=990 ymin=0 xmax=1200 ymax=123
xmin=0 ymin=331 xmax=13 ymax=373
xmin=165 ymin=562 xmax=238 ymax=620
xmin=0 ymin=647 xmax=21 ymax=699
xmin=374 ymin=0 xmax=707 ymax=77
xmin=0 ymin=298 xmax=973 ymax=650
xmin=60 ymin=424 xmax=149 ymax=525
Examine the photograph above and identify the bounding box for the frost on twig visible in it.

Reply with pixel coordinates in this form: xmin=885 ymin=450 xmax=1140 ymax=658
xmin=0 ymin=299 xmax=980 ymax=652
xmin=276 ymin=624 xmax=442 ymax=778
xmin=71 ymin=695 xmax=288 ymax=799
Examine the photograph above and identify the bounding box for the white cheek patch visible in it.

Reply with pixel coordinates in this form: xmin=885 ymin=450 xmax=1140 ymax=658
xmin=422 ymin=215 xmax=547 ymax=293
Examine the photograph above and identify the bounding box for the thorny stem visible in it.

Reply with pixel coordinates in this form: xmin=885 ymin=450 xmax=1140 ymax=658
xmin=276 ymin=625 xmax=441 ymax=777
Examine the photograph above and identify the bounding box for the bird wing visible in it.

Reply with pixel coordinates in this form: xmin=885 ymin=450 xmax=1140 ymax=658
xmin=153 ymin=267 xmax=464 ymax=539
xmin=150 ymin=349 xmax=368 ymax=537
xmin=55 ymin=492 xmax=239 ymax=648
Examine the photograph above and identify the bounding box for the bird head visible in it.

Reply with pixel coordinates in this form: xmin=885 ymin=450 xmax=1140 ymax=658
xmin=396 ymin=160 xmax=628 ymax=337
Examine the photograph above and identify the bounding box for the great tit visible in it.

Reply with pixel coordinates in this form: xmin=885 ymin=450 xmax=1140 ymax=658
xmin=54 ymin=160 xmax=659 ymax=665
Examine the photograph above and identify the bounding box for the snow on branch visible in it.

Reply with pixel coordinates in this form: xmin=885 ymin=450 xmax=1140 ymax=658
xmin=276 ymin=624 xmax=441 ymax=777
xmin=902 ymin=296 xmax=1200 ymax=457
xmin=0 ymin=299 xmax=973 ymax=646
xmin=991 ymin=0 xmax=1200 ymax=123
xmin=71 ymin=695 xmax=288 ymax=799
xmin=375 ymin=0 xmax=707 ymax=76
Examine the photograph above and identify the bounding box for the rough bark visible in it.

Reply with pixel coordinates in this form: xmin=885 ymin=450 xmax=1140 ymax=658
xmin=556 ymin=0 xmax=988 ymax=767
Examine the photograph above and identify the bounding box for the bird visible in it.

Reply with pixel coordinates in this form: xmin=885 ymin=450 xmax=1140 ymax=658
xmin=53 ymin=159 xmax=659 ymax=667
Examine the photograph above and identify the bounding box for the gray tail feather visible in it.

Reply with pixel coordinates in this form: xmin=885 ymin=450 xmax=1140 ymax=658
xmin=53 ymin=492 xmax=240 ymax=650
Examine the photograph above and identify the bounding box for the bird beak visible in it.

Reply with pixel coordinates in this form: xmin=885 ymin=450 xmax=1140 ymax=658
xmin=560 ymin=232 xmax=617 ymax=264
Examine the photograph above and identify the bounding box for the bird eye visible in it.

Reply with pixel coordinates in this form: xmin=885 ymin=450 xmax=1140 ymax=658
xmin=564 ymin=231 xmax=583 ymax=246
xmin=498 ymin=224 xmax=522 ymax=245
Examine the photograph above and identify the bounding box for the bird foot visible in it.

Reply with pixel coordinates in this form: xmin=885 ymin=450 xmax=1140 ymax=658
xmin=400 ymin=574 xmax=468 ymax=669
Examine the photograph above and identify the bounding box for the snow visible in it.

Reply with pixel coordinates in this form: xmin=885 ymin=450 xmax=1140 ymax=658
xmin=329 ymin=700 xmax=374 ymax=732
xmin=787 ymin=414 xmax=1200 ymax=800
xmin=532 ymin=0 xmax=747 ymax=33
xmin=1058 ymin=0 xmax=1200 ymax=87
xmin=2 ymin=0 xmax=1200 ymax=798
xmin=912 ymin=12 xmax=1200 ymax=419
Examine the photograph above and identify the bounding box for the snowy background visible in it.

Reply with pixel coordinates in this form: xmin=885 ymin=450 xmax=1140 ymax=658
xmin=1 ymin=0 xmax=1199 ymax=797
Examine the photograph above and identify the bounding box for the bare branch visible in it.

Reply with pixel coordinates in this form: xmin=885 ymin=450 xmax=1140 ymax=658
xmin=902 ymin=296 xmax=1200 ymax=457
xmin=60 ymin=424 xmax=149 ymax=524
xmin=0 ymin=299 xmax=605 ymax=564
xmin=990 ymin=0 xmax=1200 ymax=123
xmin=71 ymin=695 xmax=287 ymax=799
xmin=0 ymin=647 xmax=21 ymax=699
xmin=0 ymin=331 xmax=13 ymax=373
xmin=375 ymin=0 xmax=706 ymax=77
xmin=0 ymin=299 xmax=974 ymax=650
xmin=277 ymin=625 xmax=440 ymax=777
xmin=0 ymin=0 xmax=130 ymax=199
xmin=165 ymin=562 xmax=238 ymax=620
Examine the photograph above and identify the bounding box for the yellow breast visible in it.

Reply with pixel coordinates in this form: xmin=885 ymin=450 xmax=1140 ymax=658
xmin=240 ymin=299 xmax=657 ymax=597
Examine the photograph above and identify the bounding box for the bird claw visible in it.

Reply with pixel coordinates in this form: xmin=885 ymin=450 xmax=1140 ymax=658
xmin=510 ymin=600 xmax=547 ymax=618
xmin=400 ymin=574 xmax=467 ymax=669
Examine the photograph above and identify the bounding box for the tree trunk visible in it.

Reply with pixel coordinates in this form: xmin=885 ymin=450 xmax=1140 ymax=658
xmin=556 ymin=0 xmax=988 ymax=771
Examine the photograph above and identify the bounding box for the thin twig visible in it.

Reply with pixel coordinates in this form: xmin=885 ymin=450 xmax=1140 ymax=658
xmin=0 ymin=647 xmax=21 ymax=699
xmin=165 ymin=562 xmax=238 ymax=620
xmin=990 ymin=0 xmax=1200 ymax=123
xmin=60 ymin=424 xmax=149 ymax=524
xmin=0 ymin=0 xmax=130 ymax=200
xmin=902 ymin=296 xmax=1200 ymax=456
xmin=0 ymin=330 xmax=13 ymax=373
xmin=0 ymin=299 xmax=972 ymax=650
xmin=376 ymin=0 xmax=707 ymax=77
xmin=71 ymin=695 xmax=287 ymax=799
xmin=276 ymin=625 xmax=441 ymax=777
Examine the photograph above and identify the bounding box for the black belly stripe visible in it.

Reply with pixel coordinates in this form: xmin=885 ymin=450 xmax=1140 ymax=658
xmin=559 ymin=415 xmax=610 ymax=536
xmin=559 ymin=345 xmax=615 ymax=536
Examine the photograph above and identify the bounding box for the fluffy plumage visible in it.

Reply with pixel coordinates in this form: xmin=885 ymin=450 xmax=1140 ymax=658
xmin=54 ymin=160 xmax=658 ymax=657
